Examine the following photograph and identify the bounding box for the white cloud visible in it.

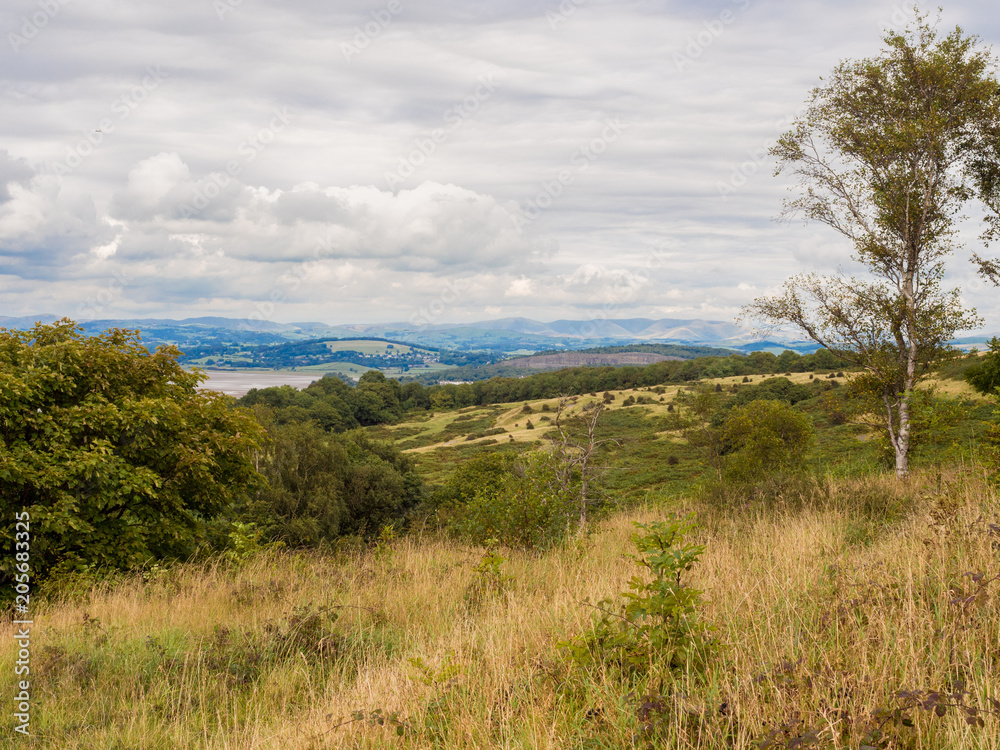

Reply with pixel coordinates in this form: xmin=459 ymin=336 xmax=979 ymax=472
xmin=0 ymin=0 xmax=997 ymax=329
xmin=505 ymin=277 xmax=535 ymax=297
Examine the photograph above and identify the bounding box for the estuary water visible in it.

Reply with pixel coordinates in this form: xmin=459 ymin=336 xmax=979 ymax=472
xmin=194 ymin=370 xmax=323 ymax=398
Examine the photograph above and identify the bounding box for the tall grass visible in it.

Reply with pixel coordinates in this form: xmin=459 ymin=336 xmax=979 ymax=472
xmin=2 ymin=469 xmax=998 ymax=748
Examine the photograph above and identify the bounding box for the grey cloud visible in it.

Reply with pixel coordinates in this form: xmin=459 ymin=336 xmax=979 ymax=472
xmin=108 ymin=153 xmax=537 ymax=271
xmin=1 ymin=0 xmax=998 ymax=328
xmin=0 ymin=150 xmax=33 ymax=203
xmin=0 ymin=175 xmax=115 ymax=276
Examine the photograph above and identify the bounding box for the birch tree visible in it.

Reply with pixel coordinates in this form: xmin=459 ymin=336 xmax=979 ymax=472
xmin=743 ymin=11 xmax=1000 ymax=477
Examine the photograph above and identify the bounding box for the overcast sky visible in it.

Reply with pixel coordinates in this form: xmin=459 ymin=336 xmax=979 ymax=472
xmin=2 ymin=0 xmax=998 ymax=331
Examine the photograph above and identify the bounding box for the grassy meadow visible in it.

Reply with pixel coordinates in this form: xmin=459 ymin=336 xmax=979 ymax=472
xmin=2 ymin=371 xmax=998 ymax=749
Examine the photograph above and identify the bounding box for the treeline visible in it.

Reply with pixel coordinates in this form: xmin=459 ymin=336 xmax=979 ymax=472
xmin=404 ymin=346 xmax=842 ymax=385
xmin=530 ymin=343 xmax=736 ymax=359
xmin=239 ymin=371 xmax=408 ymax=430
xmin=417 ymin=348 xmax=847 ymax=408
xmin=180 ymin=337 xmax=426 ymax=369
xmin=238 ymin=348 xmax=852 ymax=430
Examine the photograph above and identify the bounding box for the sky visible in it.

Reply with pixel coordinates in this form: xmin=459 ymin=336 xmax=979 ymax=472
xmin=1 ymin=0 xmax=999 ymax=332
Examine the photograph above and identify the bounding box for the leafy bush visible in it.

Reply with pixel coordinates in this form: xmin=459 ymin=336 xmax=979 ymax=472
xmin=243 ymin=416 xmax=422 ymax=545
xmin=965 ymin=337 xmax=1000 ymax=396
xmin=560 ymin=514 xmax=716 ymax=687
xmin=452 ymin=451 xmax=577 ymax=549
xmin=0 ymin=320 xmax=265 ymax=585
xmin=429 ymin=452 xmax=516 ymax=507
xmin=463 ymin=546 xmax=512 ymax=610
xmin=986 ymin=409 xmax=1000 ymax=487
xmin=720 ymin=399 xmax=814 ymax=483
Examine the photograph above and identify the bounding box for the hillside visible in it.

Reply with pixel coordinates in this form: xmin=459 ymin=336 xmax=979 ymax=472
xmin=5 ymin=324 xmax=999 ymax=749
xmin=6 ymin=445 xmax=998 ymax=748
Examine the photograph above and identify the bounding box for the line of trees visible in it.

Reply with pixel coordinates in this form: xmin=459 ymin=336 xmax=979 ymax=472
xmin=235 ymin=348 xmax=851 ymax=429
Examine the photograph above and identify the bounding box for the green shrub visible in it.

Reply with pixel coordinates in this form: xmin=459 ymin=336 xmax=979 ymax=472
xmin=463 ymin=545 xmax=512 ymax=610
xmin=0 ymin=320 xmax=265 ymax=586
xmin=244 ymin=419 xmax=422 ymax=545
xmin=451 ymin=451 xmax=577 ymax=549
xmin=720 ymin=400 xmax=814 ymax=483
xmin=986 ymin=409 xmax=1000 ymax=487
xmin=560 ymin=514 xmax=716 ymax=688
xmin=965 ymin=337 xmax=1000 ymax=396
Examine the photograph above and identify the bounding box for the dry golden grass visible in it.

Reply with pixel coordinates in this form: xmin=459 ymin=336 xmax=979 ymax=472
xmin=2 ymin=470 xmax=999 ymax=749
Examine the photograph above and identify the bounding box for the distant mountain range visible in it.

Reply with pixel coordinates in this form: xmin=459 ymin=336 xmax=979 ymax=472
xmin=0 ymin=314 xmax=822 ymax=353
xmin=9 ymin=313 xmax=995 ymax=357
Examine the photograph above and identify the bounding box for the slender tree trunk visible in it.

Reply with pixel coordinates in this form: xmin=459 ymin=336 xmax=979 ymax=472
xmin=895 ymin=402 xmax=910 ymax=477
xmin=896 ymin=234 xmax=919 ymax=479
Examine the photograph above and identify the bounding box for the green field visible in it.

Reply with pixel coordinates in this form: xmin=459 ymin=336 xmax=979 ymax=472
xmin=293 ymin=360 xmax=457 ymax=379
xmin=322 ymin=340 xmax=425 ymax=355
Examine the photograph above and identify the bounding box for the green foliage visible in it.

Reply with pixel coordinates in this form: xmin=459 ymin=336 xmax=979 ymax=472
xmin=244 ymin=417 xmax=422 ymax=545
xmin=409 ymin=651 xmax=465 ymax=689
xmin=463 ymin=545 xmax=512 ymax=610
xmin=986 ymin=410 xmax=1000 ymax=487
xmin=730 ymin=376 xmax=813 ymax=408
xmin=238 ymin=371 xmax=406 ymax=432
xmin=744 ymin=12 xmax=1000 ymax=476
xmin=560 ymin=514 xmax=715 ymax=687
xmin=223 ymin=521 xmax=278 ymax=563
xmin=429 ymin=451 xmax=517 ymax=509
xmin=720 ymin=399 xmax=815 ymax=483
xmin=401 ymin=348 xmax=851 ymax=407
xmin=452 ymin=451 xmax=578 ymax=549
xmin=675 ymin=384 xmax=729 ymax=479
xmin=0 ymin=320 xmax=265 ymax=585
xmin=965 ymin=337 xmax=1000 ymax=397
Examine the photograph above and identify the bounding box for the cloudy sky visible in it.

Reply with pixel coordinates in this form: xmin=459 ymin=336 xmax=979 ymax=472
xmin=2 ymin=0 xmax=999 ymax=331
